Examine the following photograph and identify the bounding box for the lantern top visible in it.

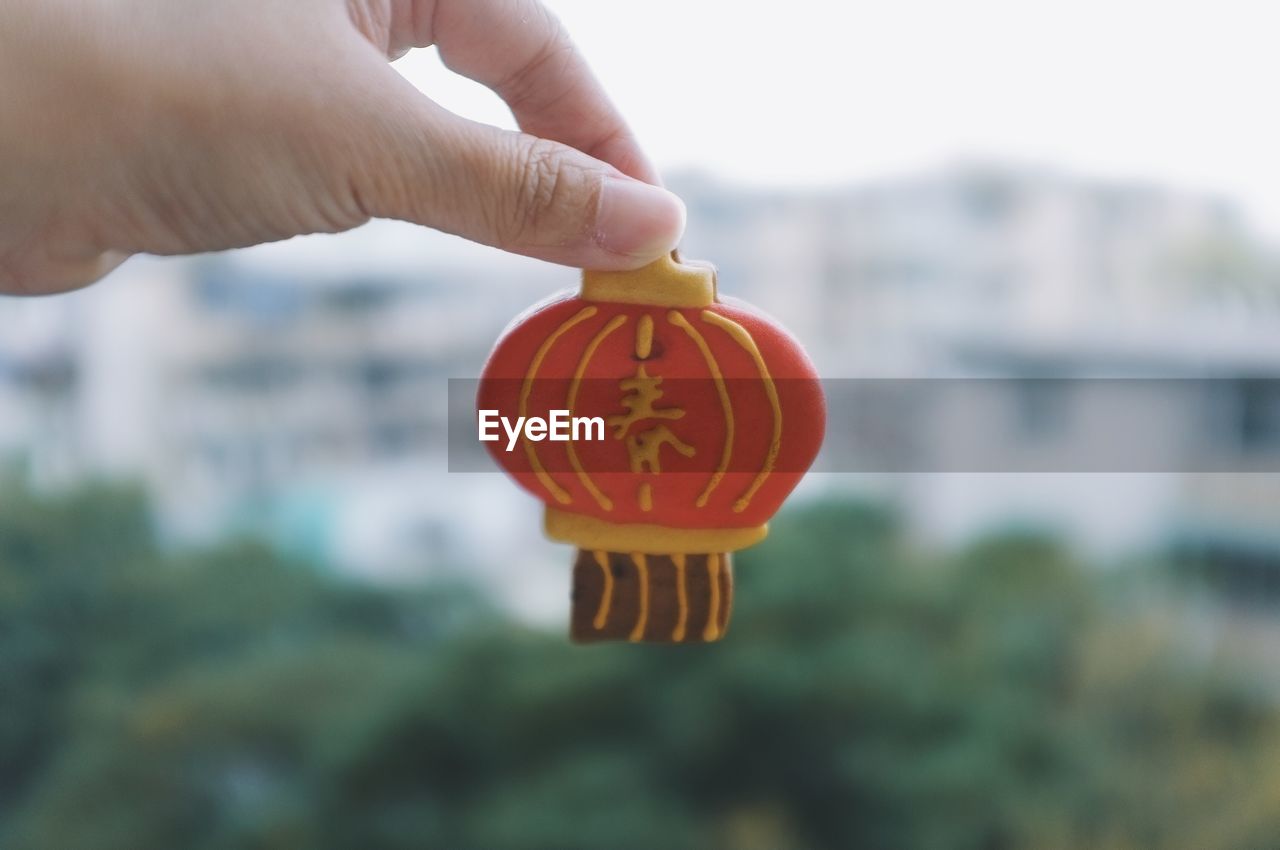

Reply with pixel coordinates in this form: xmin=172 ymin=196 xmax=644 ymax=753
xmin=581 ymin=251 xmax=716 ymax=308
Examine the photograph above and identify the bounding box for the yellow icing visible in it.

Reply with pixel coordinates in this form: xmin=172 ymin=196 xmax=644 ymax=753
xmin=626 ymin=425 xmax=695 ymax=474
xmin=629 ymin=553 xmax=649 ymax=642
xmin=638 ymin=482 xmax=653 ymax=512
xmin=704 ymin=553 xmax=722 ymax=641
xmin=701 ymin=311 xmax=782 ymax=513
xmin=667 ymin=311 xmax=734 ymax=508
xmin=566 ymin=314 xmax=627 ymax=510
xmin=545 ymin=507 xmax=767 ymax=554
xmin=635 ymin=314 xmax=654 ymax=359
xmin=607 ymin=365 xmax=684 ymax=438
xmin=607 ymin=364 xmax=695 ymax=477
xmin=581 ymin=253 xmax=715 ymax=308
xmin=591 ymin=549 xmax=613 ymax=630
xmin=672 ymin=553 xmax=688 ymax=642
xmin=519 ymin=306 xmax=598 ymax=504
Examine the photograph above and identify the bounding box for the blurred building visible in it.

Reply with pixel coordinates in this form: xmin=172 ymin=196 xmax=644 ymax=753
xmin=894 ymin=326 xmax=1280 ymax=561
xmin=0 ymin=297 xmax=81 ymax=487
xmin=675 ymin=164 xmax=1280 ymax=374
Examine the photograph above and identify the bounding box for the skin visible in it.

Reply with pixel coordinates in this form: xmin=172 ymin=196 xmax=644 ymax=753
xmin=0 ymin=0 xmax=687 ymax=295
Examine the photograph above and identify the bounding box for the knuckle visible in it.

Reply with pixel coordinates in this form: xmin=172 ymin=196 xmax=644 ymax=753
xmin=496 ymin=16 xmax=573 ymax=112
xmin=312 ymin=171 xmax=374 ymax=235
xmin=504 ymin=138 xmax=579 ymax=248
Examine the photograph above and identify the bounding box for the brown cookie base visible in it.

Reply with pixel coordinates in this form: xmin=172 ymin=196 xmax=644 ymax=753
xmin=570 ymin=550 xmax=733 ymax=643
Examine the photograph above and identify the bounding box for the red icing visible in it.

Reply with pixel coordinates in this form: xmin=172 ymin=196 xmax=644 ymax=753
xmin=477 ymin=292 xmax=825 ymax=532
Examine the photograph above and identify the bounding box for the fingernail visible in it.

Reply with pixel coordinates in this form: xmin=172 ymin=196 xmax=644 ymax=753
xmin=595 ymin=177 xmax=687 ymax=259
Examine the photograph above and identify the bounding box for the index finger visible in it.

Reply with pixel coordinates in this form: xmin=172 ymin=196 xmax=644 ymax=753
xmin=388 ymin=0 xmax=661 ymax=184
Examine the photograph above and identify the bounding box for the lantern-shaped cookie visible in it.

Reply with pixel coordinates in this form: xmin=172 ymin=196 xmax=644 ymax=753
xmin=477 ymin=253 xmax=824 ymax=642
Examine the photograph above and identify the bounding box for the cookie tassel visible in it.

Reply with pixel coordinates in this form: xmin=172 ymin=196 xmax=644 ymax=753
xmin=570 ymin=550 xmax=732 ymax=643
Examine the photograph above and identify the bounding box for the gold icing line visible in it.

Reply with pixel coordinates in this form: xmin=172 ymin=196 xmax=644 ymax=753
xmin=629 ymin=552 xmax=649 ymax=642
xmin=668 ymin=310 xmax=734 ymax=508
xmin=636 ymin=314 xmax=654 ymax=359
xmin=519 ymin=306 xmax=597 ymax=504
xmin=700 ymin=311 xmax=782 ymax=513
xmin=672 ymin=553 xmax=688 ymax=641
xmin=566 ymin=314 xmax=627 ymax=510
xmin=704 ymin=553 xmax=722 ymax=641
xmin=592 ymin=549 xmax=613 ymax=630
xmin=638 ymin=482 xmax=653 ymax=512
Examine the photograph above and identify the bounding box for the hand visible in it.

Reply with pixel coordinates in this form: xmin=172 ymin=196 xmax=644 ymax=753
xmin=0 ymin=0 xmax=687 ymax=295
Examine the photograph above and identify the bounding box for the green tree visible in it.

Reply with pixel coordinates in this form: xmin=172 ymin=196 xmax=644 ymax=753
xmin=6 ymin=487 xmax=1280 ymax=850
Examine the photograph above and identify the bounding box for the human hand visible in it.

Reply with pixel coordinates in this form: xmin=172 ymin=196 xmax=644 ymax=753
xmin=0 ymin=0 xmax=686 ymax=295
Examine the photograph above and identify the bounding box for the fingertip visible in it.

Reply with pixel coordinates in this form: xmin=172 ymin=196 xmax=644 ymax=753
xmin=592 ymin=177 xmax=686 ymax=267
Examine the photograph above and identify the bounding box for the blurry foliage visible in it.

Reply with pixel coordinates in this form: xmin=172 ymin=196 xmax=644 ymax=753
xmin=2 ymin=485 xmax=1280 ymax=849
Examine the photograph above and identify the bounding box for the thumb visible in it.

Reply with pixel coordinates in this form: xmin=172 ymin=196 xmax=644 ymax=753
xmin=350 ymin=95 xmax=686 ymax=270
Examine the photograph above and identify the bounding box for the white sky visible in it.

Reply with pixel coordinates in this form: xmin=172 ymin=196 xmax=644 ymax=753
xmin=394 ymin=0 xmax=1280 ymax=238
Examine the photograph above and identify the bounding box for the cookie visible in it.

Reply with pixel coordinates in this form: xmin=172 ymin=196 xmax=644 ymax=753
xmin=477 ymin=252 xmax=825 ymax=642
